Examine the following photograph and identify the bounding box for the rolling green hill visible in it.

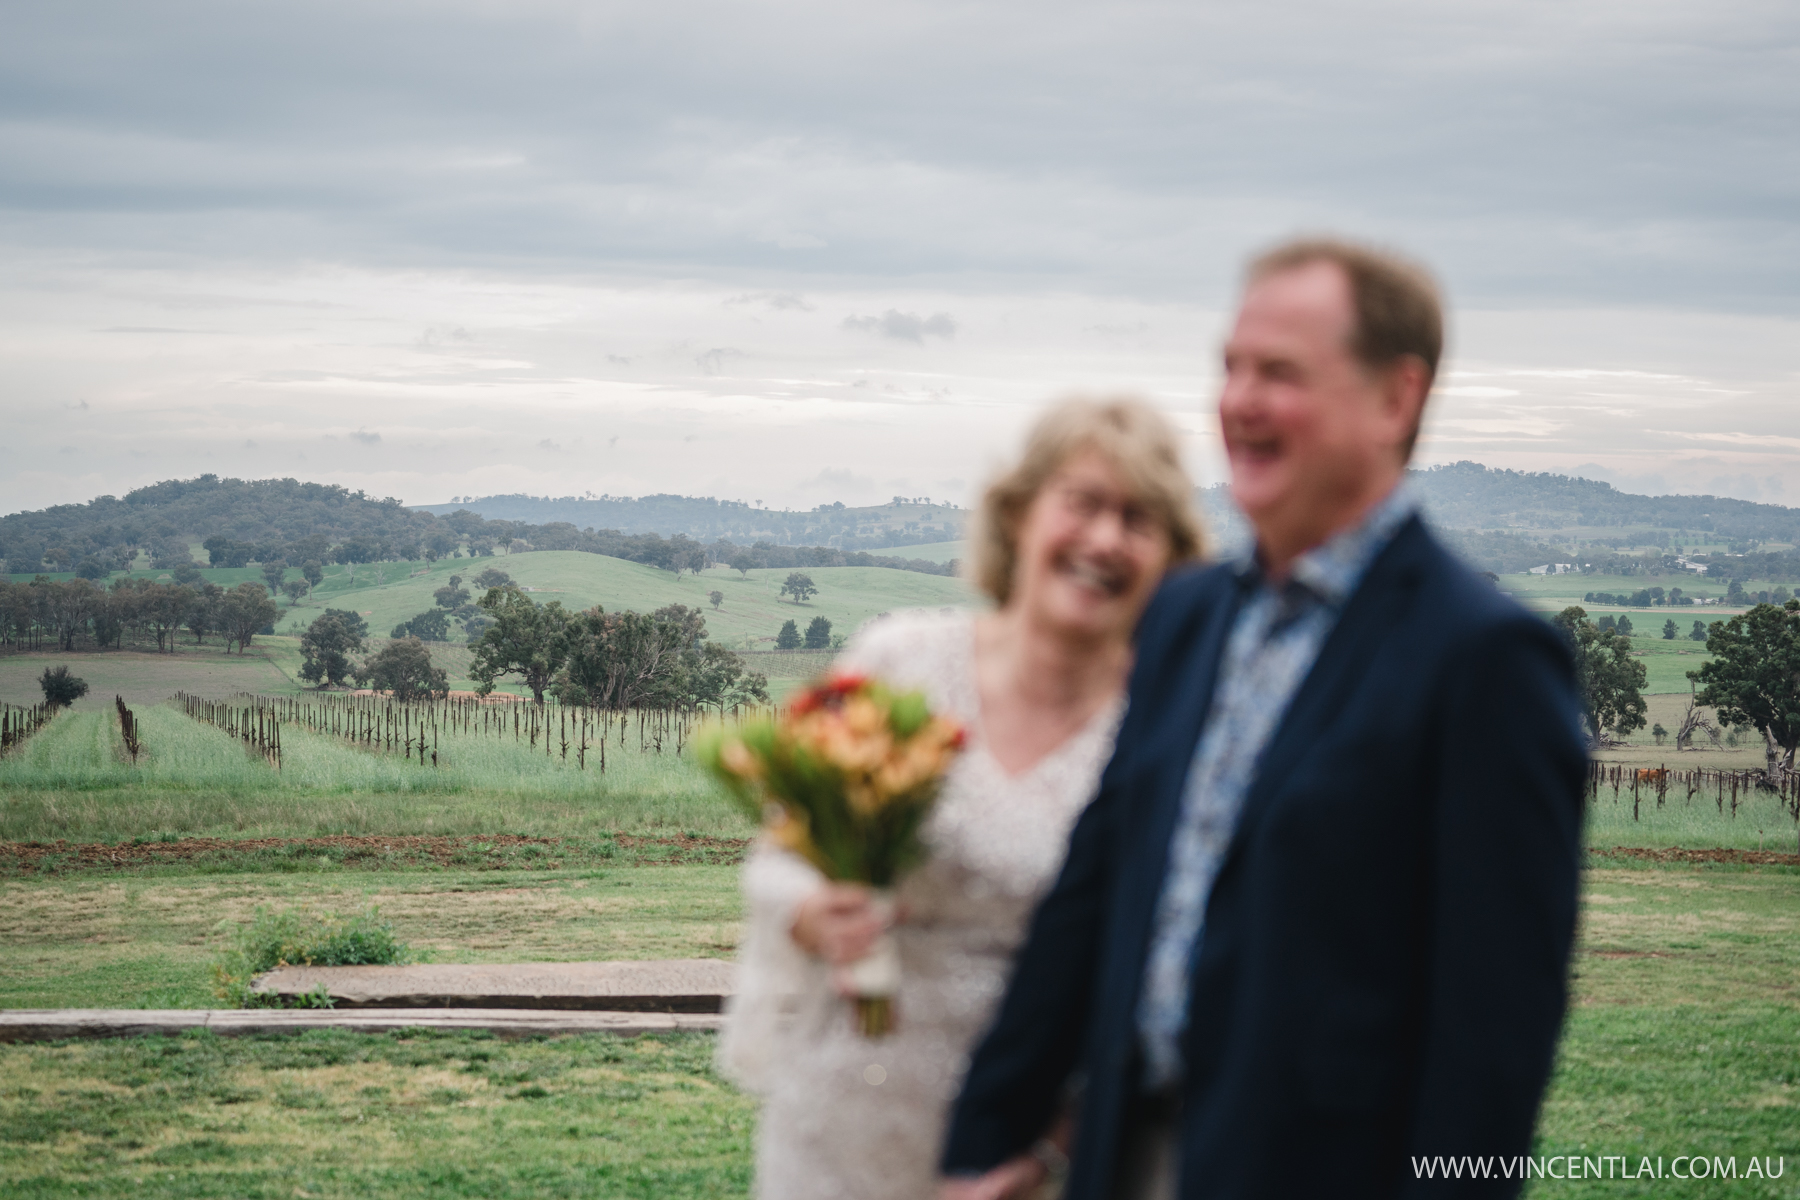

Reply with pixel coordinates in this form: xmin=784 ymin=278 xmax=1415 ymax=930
xmin=275 ymin=552 xmax=976 ymax=648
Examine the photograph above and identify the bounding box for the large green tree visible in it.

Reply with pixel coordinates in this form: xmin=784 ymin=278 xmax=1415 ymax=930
xmin=38 ymin=664 xmax=89 ymax=708
xmin=145 ymin=583 xmax=193 ymax=652
xmin=563 ymin=604 xmax=699 ymax=711
xmin=804 ymin=615 xmax=833 ymax=649
xmin=1553 ymin=606 xmax=1648 ymax=747
xmin=357 ymin=637 xmax=448 ymax=703
xmin=779 ymin=572 xmax=817 ymax=604
xmin=300 ymin=609 xmax=368 ymax=688
xmin=688 ymin=641 xmax=770 ymax=713
xmin=221 ymin=583 xmax=280 ymax=654
xmin=185 ymin=582 xmax=223 ymax=645
xmin=469 ymin=587 xmax=571 ymax=705
xmin=1690 ymin=600 xmax=1800 ymax=779
xmin=434 ymin=577 xmax=470 ymax=609
xmin=562 ymin=603 xmax=767 ymax=713
xmin=393 ymin=608 xmax=450 ymax=642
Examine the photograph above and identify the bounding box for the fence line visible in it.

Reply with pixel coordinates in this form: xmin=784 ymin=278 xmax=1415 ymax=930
xmin=174 ymin=691 xmax=282 ymax=769
xmin=1587 ymin=760 xmax=1800 ymax=829
xmin=168 ymin=691 xmax=782 ymax=773
xmin=0 ymin=701 xmax=53 ymax=757
xmin=115 ymin=695 xmax=141 ymax=763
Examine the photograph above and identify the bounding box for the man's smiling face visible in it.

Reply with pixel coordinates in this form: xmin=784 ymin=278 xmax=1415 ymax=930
xmin=1218 ymin=259 xmax=1419 ymax=561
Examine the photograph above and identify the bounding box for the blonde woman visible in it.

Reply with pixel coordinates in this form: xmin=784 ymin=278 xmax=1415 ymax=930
xmin=721 ymin=398 xmax=1203 ymax=1200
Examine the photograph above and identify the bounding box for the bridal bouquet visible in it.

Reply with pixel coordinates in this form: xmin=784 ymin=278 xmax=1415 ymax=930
xmin=699 ymin=673 xmax=965 ymax=1035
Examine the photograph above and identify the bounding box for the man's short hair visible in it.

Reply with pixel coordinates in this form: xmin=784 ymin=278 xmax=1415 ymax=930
xmin=1247 ymin=238 xmax=1443 ymax=456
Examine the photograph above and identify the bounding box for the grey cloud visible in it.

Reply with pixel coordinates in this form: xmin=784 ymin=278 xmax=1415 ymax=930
xmin=844 ymin=310 xmax=958 ymax=343
xmin=349 ymin=428 xmax=380 ymax=445
xmin=0 ymin=2 xmax=1792 ymax=308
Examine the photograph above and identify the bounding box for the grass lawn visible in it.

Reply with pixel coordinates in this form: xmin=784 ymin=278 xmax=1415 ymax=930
xmin=0 ymin=1030 xmax=751 ymax=1199
xmin=0 ymin=862 xmax=743 ymax=1010
xmin=1528 ymin=856 xmax=1800 ymax=1197
xmin=0 ymin=855 xmax=1796 ymax=1196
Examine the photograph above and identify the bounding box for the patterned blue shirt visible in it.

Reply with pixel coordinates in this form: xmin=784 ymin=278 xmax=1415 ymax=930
xmin=1136 ymin=486 xmax=1419 ymax=1089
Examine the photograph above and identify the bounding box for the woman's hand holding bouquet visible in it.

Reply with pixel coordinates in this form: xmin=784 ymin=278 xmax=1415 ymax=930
xmin=700 ymin=674 xmax=965 ymax=1036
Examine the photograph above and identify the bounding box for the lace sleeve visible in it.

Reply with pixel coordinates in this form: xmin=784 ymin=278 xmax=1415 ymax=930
xmin=717 ymin=840 xmax=829 ymax=1092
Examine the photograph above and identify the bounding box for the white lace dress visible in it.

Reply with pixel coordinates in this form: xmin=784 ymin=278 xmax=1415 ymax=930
xmin=719 ymin=609 xmax=1122 ymax=1200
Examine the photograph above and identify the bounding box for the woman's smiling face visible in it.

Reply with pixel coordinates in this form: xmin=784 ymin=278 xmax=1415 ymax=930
xmin=1007 ymin=447 xmax=1174 ymax=639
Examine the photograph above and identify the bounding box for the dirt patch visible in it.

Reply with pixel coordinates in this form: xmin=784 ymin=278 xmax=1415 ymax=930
xmin=1590 ymin=845 xmax=1800 ymax=868
xmin=0 ymin=833 xmax=750 ymax=876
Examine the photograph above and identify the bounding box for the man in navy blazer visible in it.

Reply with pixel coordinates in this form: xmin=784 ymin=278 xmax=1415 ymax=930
xmin=939 ymin=240 xmax=1587 ymax=1199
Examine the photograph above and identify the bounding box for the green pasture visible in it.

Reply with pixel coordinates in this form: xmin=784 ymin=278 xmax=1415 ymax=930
xmin=268 ymin=552 xmax=972 ymax=645
xmin=0 ymin=647 xmax=295 ymax=710
xmin=1498 ymin=569 xmax=1756 ymax=613
xmin=1491 ymin=569 xmax=1762 ymax=696
xmin=5 ymin=549 xmax=974 ymax=650
xmin=0 ymin=707 xmax=751 ymax=844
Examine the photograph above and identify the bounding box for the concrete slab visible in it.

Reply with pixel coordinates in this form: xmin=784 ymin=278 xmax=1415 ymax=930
xmin=0 ymin=1008 xmax=725 ymax=1043
xmin=252 ymin=959 xmax=737 ymax=1012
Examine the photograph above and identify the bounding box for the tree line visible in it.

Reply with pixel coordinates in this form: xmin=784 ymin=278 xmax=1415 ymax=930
xmin=467 ymin=588 xmax=770 ymax=711
xmin=0 ymin=577 xmax=280 ymax=655
xmin=296 ymin=585 xmax=771 ymax=713
xmin=416 ymin=491 xmax=965 ymax=550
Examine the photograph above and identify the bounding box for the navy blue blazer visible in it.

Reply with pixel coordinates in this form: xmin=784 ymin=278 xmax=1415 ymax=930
xmin=941 ymin=516 xmax=1587 ymax=1198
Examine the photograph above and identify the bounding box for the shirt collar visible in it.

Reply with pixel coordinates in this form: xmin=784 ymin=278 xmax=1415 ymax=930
xmin=1235 ymin=483 xmax=1419 ymax=608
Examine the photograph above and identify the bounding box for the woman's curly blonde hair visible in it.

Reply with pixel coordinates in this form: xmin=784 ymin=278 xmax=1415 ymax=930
xmin=970 ymin=397 xmax=1203 ymax=606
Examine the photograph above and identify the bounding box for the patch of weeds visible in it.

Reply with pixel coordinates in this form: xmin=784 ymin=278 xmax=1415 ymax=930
xmin=209 ymin=904 xmax=414 ymax=1007
xmin=210 ymin=1086 xmax=262 ymax=1105
xmin=426 ymin=1087 xmax=469 ymax=1105
xmin=275 ymin=1084 xmax=329 ymax=1109
xmin=513 ymin=1085 xmax=550 ymax=1099
xmin=145 ymin=1136 xmax=240 ymax=1165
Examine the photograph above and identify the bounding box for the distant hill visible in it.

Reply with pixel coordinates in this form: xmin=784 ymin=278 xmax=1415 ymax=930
xmin=412 ymin=493 xmax=965 ymax=551
xmin=5 ymin=464 xmax=1797 ymax=582
xmin=1407 ymin=461 xmax=1800 ymax=545
xmin=0 ymin=476 xmax=963 ymax=580
xmin=0 ymin=475 xmax=431 ymax=575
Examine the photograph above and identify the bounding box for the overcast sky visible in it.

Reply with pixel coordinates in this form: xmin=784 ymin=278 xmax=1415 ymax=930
xmin=2 ymin=0 xmax=1796 ymax=516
